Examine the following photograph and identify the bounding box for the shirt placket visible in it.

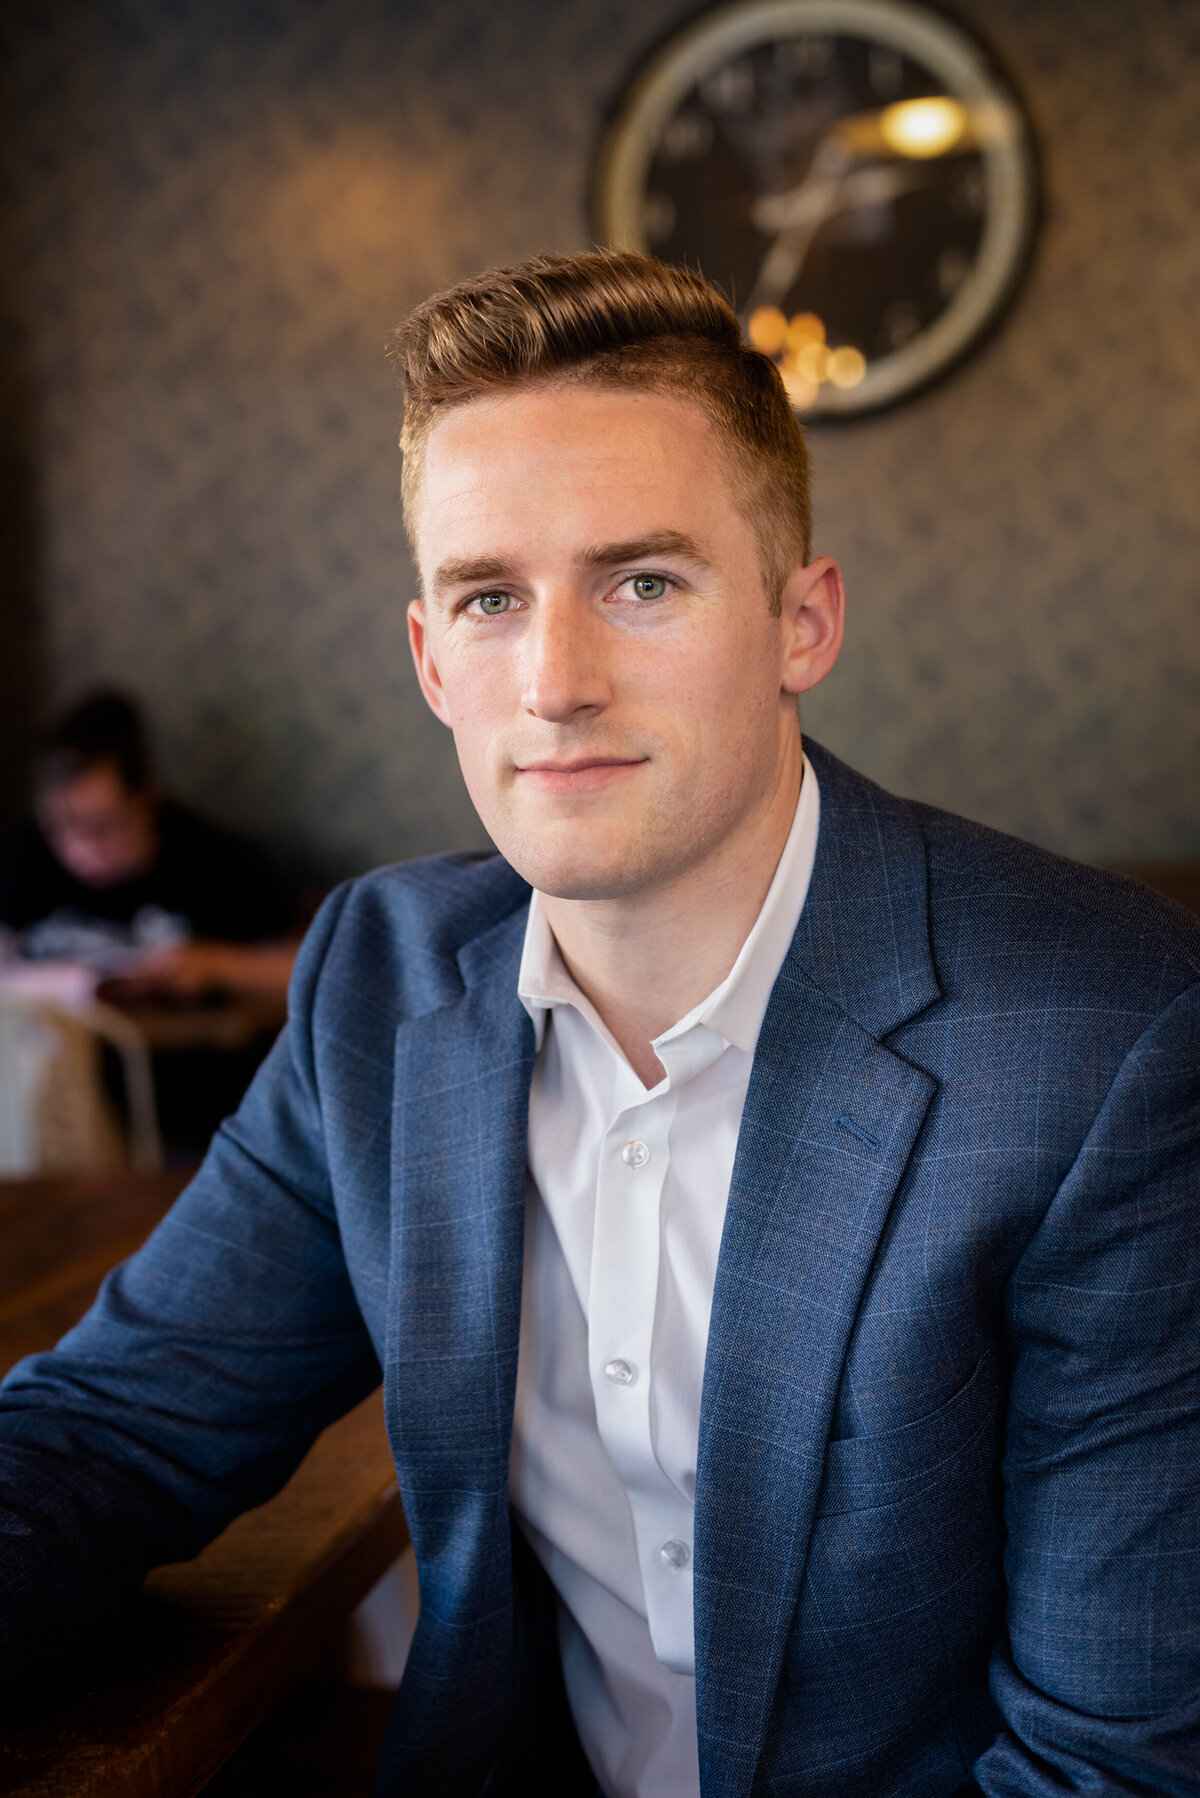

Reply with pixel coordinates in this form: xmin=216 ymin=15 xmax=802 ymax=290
xmin=587 ymin=1043 xmax=708 ymax=1676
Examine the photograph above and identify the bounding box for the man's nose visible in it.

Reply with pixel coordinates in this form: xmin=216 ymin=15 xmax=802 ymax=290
xmin=521 ymin=596 xmax=611 ymax=722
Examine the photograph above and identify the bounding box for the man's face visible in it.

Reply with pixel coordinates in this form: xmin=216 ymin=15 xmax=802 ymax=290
xmin=408 ymin=385 xmax=841 ymax=901
xmin=36 ymin=764 xmax=160 ymax=889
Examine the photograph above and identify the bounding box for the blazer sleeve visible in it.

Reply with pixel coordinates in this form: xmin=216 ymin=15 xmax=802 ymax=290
xmin=975 ymin=980 xmax=1200 ymax=1794
xmin=0 ymin=882 xmax=382 ymax=1679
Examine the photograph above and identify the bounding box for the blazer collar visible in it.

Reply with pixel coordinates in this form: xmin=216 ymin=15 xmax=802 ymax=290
xmin=385 ymin=900 xmax=532 ymax=1572
xmin=792 ymin=737 xmax=941 ymax=1036
xmin=694 ymin=741 xmax=943 ymax=1796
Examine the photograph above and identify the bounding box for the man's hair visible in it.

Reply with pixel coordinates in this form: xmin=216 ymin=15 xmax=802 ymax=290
xmin=389 ymin=249 xmax=812 ymax=610
xmin=34 ymin=690 xmax=152 ymax=795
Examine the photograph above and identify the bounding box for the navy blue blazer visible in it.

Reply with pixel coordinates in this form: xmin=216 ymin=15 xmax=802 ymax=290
xmin=1 ymin=742 xmax=1199 ymax=1797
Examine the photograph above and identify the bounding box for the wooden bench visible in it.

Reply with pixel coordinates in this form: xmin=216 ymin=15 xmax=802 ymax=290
xmin=0 ymin=1172 xmax=407 ymax=1798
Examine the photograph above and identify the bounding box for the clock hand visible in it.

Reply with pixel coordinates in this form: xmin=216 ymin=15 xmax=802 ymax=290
xmin=746 ymin=158 xmax=929 ymax=314
xmin=753 ymin=161 xmax=929 ymax=234
xmin=745 ymin=137 xmax=848 ymax=315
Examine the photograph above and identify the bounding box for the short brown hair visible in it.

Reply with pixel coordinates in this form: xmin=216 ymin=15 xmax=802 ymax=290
xmin=389 ymin=249 xmax=812 ymax=609
xmin=35 ymin=689 xmax=152 ymax=796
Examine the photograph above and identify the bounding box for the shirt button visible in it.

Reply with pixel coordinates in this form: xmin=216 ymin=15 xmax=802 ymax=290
xmin=621 ymin=1140 xmax=651 ymax=1168
xmin=604 ymin=1358 xmax=637 ymax=1387
xmin=660 ymin=1539 xmax=691 ymax=1571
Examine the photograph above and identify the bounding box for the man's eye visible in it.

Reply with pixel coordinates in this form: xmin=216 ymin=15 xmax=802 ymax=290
xmin=630 ymin=575 xmax=667 ymax=600
xmin=474 ymin=591 xmax=511 ymax=615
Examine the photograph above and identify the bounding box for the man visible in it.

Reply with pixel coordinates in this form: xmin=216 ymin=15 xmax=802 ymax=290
xmin=0 ymin=688 xmax=302 ymax=1148
xmin=0 ymin=689 xmax=297 ymax=995
xmin=0 ymin=252 xmax=1197 ymax=1797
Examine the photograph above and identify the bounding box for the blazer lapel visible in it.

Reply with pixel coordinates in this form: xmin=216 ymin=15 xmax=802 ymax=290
xmin=384 ymin=902 xmax=534 ymax=1621
xmin=694 ymin=744 xmax=941 ymax=1796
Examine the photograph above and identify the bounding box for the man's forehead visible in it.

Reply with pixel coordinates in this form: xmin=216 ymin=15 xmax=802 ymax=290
xmin=412 ymin=384 xmax=731 ymax=565
xmin=421 ymin=384 xmax=719 ymax=488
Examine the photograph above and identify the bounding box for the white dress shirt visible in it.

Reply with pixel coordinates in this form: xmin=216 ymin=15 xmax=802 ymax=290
xmin=509 ymin=757 xmax=820 ymax=1798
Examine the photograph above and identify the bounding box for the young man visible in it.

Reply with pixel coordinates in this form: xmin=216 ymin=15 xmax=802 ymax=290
xmin=0 ymin=689 xmax=297 ymax=995
xmin=1 ymin=252 xmax=1198 ymax=1797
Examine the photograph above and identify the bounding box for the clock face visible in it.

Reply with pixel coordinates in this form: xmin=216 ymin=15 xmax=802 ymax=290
xmin=596 ymin=0 xmax=1039 ymax=418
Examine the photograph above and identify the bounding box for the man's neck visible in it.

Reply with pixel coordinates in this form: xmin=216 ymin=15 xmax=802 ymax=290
xmin=539 ymin=739 xmax=805 ymax=1088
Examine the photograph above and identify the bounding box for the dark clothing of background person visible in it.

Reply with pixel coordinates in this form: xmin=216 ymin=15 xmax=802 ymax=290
xmin=0 ymin=801 xmax=297 ymax=1155
xmin=0 ymin=799 xmax=294 ymax=953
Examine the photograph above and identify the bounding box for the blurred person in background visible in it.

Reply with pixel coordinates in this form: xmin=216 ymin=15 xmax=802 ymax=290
xmin=0 ymin=688 xmax=299 ymax=1000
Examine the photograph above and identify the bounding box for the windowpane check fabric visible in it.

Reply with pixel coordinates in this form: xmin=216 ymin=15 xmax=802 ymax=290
xmin=0 ymin=742 xmax=1198 ymax=1797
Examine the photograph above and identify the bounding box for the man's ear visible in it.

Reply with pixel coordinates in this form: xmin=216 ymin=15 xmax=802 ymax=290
xmin=407 ymin=598 xmax=454 ymax=728
xmin=779 ymin=555 xmax=845 ymax=697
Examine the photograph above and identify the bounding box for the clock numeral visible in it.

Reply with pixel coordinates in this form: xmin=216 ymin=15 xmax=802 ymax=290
xmin=658 ymin=109 xmax=715 ymax=165
xmin=880 ymin=300 xmax=921 ymax=351
xmin=937 ymin=246 xmax=970 ymax=299
xmin=702 ymin=59 xmax=756 ymax=113
xmin=951 ymin=163 xmax=986 ymax=218
xmin=868 ymin=47 xmax=903 ymax=96
xmin=774 ymin=35 xmax=835 ymax=79
xmin=641 ymin=192 xmax=677 ymax=244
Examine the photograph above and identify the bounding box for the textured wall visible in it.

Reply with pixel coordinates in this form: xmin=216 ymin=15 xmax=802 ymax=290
xmin=2 ymin=0 xmax=1198 ymax=877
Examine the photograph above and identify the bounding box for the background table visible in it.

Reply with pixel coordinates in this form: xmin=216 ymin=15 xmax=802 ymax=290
xmin=99 ymin=988 xmax=289 ymax=1157
xmin=0 ymin=1171 xmax=407 ymax=1798
xmin=97 ymin=992 xmax=288 ymax=1055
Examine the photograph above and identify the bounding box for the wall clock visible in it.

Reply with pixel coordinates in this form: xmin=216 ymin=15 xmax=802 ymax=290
xmin=595 ymin=0 xmax=1039 ymax=418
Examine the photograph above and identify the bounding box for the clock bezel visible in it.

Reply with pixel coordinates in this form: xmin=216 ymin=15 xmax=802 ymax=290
xmin=593 ymin=0 xmax=1041 ymax=420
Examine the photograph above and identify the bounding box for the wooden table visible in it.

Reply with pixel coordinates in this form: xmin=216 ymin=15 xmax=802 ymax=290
xmin=0 ymin=1172 xmax=408 ymax=1798
xmin=97 ymin=990 xmax=288 ymax=1054
xmin=1114 ymin=862 xmax=1200 ymax=921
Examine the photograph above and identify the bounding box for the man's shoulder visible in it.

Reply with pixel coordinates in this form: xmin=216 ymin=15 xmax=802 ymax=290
xmin=806 ymin=739 xmax=1200 ymax=1005
xmin=299 ymin=850 xmax=531 ymax=1025
xmin=342 ymin=849 xmax=529 ymax=941
xmin=913 ymin=796 xmax=1200 ymax=977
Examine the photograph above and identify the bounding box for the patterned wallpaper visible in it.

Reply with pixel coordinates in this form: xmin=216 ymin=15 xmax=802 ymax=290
xmin=2 ymin=0 xmax=1198 ymax=878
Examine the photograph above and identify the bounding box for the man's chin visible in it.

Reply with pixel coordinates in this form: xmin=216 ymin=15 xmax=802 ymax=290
xmin=473 ymin=784 xmax=703 ymax=901
xmin=489 ymin=825 xmax=666 ymax=903
xmin=508 ymin=853 xmax=649 ymax=903
xmin=528 ymin=870 xmax=646 ymax=903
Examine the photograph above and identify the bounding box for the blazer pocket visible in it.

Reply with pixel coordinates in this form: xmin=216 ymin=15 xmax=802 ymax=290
xmin=817 ymin=1349 xmax=1002 ymax=1515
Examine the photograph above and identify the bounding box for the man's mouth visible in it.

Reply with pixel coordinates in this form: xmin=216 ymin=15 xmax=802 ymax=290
xmin=515 ymin=757 xmax=646 ymax=794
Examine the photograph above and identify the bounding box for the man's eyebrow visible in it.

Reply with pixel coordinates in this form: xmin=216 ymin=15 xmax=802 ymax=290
xmin=430 ymin=556 xmax=517 ymax=598
xmin=579 ymin=531 xmax=713 ymax=570
xmin=428 ymin=532 xmax=712 ymax=599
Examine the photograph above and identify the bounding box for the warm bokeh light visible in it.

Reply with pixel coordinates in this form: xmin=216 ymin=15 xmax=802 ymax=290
xmin=761 ymin=307 xmax=866 ymax=406
xmin=879 ymin=95 xmax=966 ymax=158
xmin=792 ymin=340 xmax=830 ymax=384
xmin=748 ymin=305 xmax=788 ymax=354
xmin=826 ymin=345 xmax=867 ymax=388
xmin=779 ymin=367 xmax=819 ymax=409
xmin=786 ymin=311 xmax=825 ymax=349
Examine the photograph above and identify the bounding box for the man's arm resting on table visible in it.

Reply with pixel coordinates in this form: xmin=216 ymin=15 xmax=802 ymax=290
xmin=0 ymin=883 xmax=381 ymax=1679
xmin=976 ymin=982 xmax=1200 ymax=1795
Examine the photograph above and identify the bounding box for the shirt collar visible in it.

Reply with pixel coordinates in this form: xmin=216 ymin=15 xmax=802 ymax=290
xmin=517 ymin=753 xmax=820 ymax=1058
xmin=517 ymin=885 xmax=584 ymax=1051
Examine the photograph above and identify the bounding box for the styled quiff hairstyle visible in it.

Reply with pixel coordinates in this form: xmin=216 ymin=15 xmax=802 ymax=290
xmin=389 ymin=249 xmax=812 ymax=611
